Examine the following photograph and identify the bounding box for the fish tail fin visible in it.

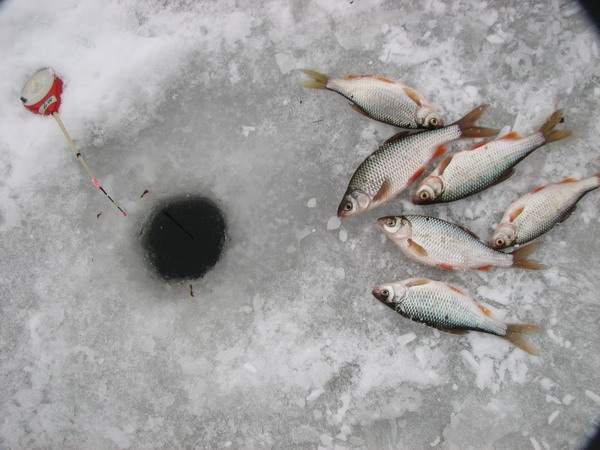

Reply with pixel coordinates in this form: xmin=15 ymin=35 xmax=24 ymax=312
xmin=299 ymin=69 xmax=330 ymax=89
xmin=510 ymin=242 xmax=547 ymax=270
xmin=503 ymin=323 xmax=543 ymax=355
xmin=538 ymin=109 xmax=572 ymax=143
xmin=454 ymin=104 xmax=499 ymax=138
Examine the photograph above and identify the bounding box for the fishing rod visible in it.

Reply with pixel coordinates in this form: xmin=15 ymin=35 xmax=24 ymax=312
xmin=20 ymin=68 xmax=127 ymax=216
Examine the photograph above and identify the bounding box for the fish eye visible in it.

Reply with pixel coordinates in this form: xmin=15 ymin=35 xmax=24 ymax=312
xmin=386 ymin=217 xmax=397 ymax=227
xmin=419 ymin=191 xmax=430 ymax=200
xmin=381 ymin=289 xmax=389 ymax=298
xmin=495 ymin=238 xmax=505 ymax=247
xmin=343 ymin=202 xmax=353 ymax=211
xmin=429 ymin=118 xmax=438 ymax=126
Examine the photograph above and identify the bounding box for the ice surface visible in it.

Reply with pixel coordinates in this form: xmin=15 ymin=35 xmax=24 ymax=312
xmin=1 ymin=0 xmax=599 ymax=448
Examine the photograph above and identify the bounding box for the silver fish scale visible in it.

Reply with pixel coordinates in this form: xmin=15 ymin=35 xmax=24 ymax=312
xmin=347 ymin=126 xmax=461 ymax=199
xmin=405 ymin=215 xmax=513 ymax=268
xmin=511 ymin=177 xmax=600 ymax=244
xmin=396 ymin=283 xmax=506 ymax=335
xmin=327 ymin=77 xmax=422 ymax=128
xmin=437 ymin=132 xmax=546 ymax=202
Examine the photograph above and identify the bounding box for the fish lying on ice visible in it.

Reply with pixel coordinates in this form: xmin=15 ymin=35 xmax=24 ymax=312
xmin=337 ymin=105 xmax=498 ymax=219
xmin=491 ymin=172 xmax=600 ymax=249
xmin=377 ymin=214 xmax=546 ymax=270
xmin=412 ymin=110 xmax=572 ymax=204
xmin=372 ymin=278 xmax=542 ymax=355
xmin=299 ymin=69 xmax=444 ymax=129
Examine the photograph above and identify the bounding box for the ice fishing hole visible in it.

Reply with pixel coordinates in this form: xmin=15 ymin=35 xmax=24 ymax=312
xmin=142 ymin=196 xmax=226 ymax=280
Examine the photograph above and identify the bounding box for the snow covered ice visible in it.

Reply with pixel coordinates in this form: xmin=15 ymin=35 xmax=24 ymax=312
xmin=1 ymin=0 xmax=600 ymax=448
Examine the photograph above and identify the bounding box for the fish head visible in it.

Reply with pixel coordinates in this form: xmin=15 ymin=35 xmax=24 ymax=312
xmin=376 ymin=215 xmax=412 ymax=239
xmin=337 ymin=190 xmax=371 ymax=219
xmin=490 ymin=223 xmax=517 ymax=249
xmin=413 ymin=176 xmax=444 ymax=204
xmin=372 ymin=283 xmax=406 ymax=307
xmin=417 ymin=108 xmax=444 ymax=129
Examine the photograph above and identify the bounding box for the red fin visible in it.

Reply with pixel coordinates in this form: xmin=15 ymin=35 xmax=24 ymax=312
xmin=344 ymin=74 xmax=360 ymax=79
xmin=433 ymin=145 xmax=448 ymax=159
xmin=468 ymin=141 xmax=489 ymax=151
xmin=437 ymin=263 xmax=455 ymax=270
xmin=376 ymin=76 xmax=395 ymax=84
xmin=476 ymin=265 xmax=493 ymax=272
xmin=372 ymin=179 xmax=392 ymax=203
xmin=449 ymin=286 xmax=466 ymax=295
xmin=560 ymin=178 xmax=578 ymax=184
xmin=500 ymin=131 xmax=523 ymax=140
xmin=437 ymin=155 xmax=453 ymax=175
xmin=407 ymin=239 xmax=428 ymax=256
xmin=509 ymin=205 xmax=525 ymax=222
xmin=478 ymin=304 xmax=494 ymax=316
xmin=531 ymin=186 xmax=547 ymax=194
xmin=409 ymin=167 xmax=426 ymax=184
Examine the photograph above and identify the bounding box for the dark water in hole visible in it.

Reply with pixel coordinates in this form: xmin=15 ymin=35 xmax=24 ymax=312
xmin=142 ymin=196 xmax=226 ymax=280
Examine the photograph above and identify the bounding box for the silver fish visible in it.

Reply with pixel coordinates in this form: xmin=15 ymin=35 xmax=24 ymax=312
xmin=491 ymin=172 xmax=600 ymax=249
xmin=338 ymin=105 xmax=498 ymax=219
xmin=412 ymin=110 xmax=571 ymax=204
xmin=372 ymin=278 xmax=542 ymax=355
xmin=299 ymin=69 xmax=444 ymax=129
xmin=377 ymin=214 xmax=546 ymax=270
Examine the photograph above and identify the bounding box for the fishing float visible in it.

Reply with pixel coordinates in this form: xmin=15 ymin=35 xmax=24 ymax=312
xmin=20 ymin=68 xmax=127 ymax=216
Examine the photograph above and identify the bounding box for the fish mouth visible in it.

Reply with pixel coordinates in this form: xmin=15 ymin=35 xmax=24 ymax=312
xmin=375 ymin=218 xmax=387 ymax=230
xmin=371 ymin=287 xmax=385 ymax=301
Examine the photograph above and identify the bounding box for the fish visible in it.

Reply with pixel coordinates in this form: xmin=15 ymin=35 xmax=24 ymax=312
xmin=337 ymin=105 xmax=498 ymax=219
xmin=491 ymin=172 xmax=600 ymax=249
xmin=377 ymin=214 xmax=546 ymax=270
xmin=299 ymin=69 xmax=444 ymax=129
xmin=371 ymin=278 xmax=542 ymax=355
xmin=412 ymin=110 xmax=572 ymax=204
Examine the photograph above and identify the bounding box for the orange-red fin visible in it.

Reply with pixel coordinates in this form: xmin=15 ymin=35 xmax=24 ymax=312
xmin=437 ymin=263 xmax=455 ymax=270
xmin=531 ymin=186 xmax=547 ymax=194
xmin=437 ymin=155 xmax=453 ymax=175
xmin=476 ymin=265 xmax=493 ymax=272
xmin=344 ymin=74 xmax=361 ymax=79
xmin=403 ymin=87 xmax=423 ymax=106
xmin=509 ymin=205 xmax=525 ymax=222
xmin=407 ymin=239 xmax=428 ymax=257
xmin=433 ymin=145 xmax=448 ymax=159
xmin=376 ymin=76 xmax=395 ymax=84
xmin=468 ymin=141 xmax=489 ymax=151
xmin=406 ymin=278 xmax=431 ymax=287
xmin=449 ymin=285 xmax=466 ymax=295
xmin=478 ymin=304 xmax=494 ymax=317
xmin=409 ymin=167 xmax=426 ymax=184
xmin=560 ymin=178 xmax=578 ymax=184
xmin=373 ymin=179 xmax=392 ymax=203
xmin=500 ymin=131 xmax=523 ymax=140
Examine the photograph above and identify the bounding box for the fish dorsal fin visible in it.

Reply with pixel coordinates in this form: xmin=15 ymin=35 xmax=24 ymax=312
xmin=406 ymin=278 xmax=430 ymax=287
xmin=456 ymin=224 xmax=481 ymax=241
xmin=437 ymin=155 xmax=453 ymax=176
xmin=509 ymin=205 xmax=525 ymax=222
xmin=560 ymin=178 xmax=578 ymax=184
xmin=407 ymin=239 xmax=428 ymax=256
xmin=478 ymin=304 xmax=494 ymax=317
xmin=500 ymin=131 xmax=523 ymax=140
xmin=403 ymin=87 xmax=422 ymax=107
xmin=376 ymin=76 xmax=395 ymax=84
xmin=344 ymin=74 xmax=361 ymax=79
xmin=349 ymin=102 xmax=371 ymax=118
xmin=383 ymin=130 xmax=411 ymax=145
xmin=468 ymin=141 xmax=489 ymax=151
xmin=448 ymin=285 xmax=466 ymax=295
xmin=559 ymin=205 xmax=576 ymax=223
xmin=440 ymin=328 xmax=470 ymax=335
xmin=490 ymin=168 xmax=516 ymax=187
xmin=372 ymin=179 xmax=392 ymax=203
xmin=531 ymin=185 xmax=547 ymax=194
